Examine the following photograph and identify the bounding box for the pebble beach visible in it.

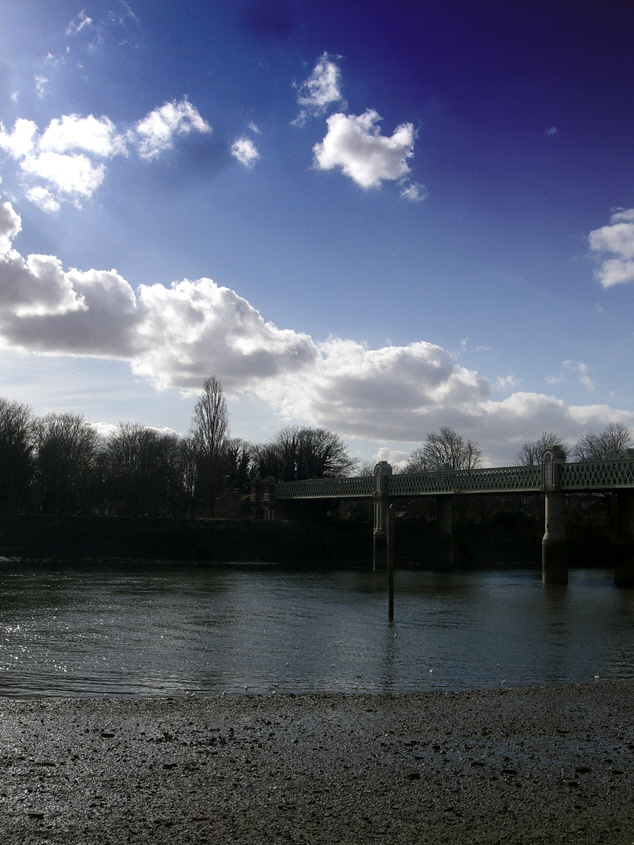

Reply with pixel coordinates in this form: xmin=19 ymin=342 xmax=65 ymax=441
xmin=0 ymin=681 xmax=633 ymax=844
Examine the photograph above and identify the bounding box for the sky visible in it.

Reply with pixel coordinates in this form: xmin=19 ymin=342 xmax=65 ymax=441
xmin=1 ymin=0 xmax=634 ymax=468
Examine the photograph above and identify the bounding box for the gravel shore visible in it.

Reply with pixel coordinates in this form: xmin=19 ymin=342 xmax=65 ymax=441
xmin=0 ymin=682 xmax=633 ymax=844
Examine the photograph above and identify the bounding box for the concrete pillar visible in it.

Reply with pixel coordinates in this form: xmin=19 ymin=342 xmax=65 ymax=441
xmin=615 ymin=489 xmax=634 ymax=588
xmin=435 ymin=495 xmax=453 ymax=567
xmin=373 ymin=462 xmax=392 ymax=570
xmin=542 ymin=490 xmax=568 ymax=584
xmin=541 ymin=446 xmax=568 ymax=585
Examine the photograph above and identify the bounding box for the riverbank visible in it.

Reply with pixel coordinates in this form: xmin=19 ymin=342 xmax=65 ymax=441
xmin=0 ymin=513 xmax=550 ymax=569
xmin=0 ymin=682 xmax=632 ymax=844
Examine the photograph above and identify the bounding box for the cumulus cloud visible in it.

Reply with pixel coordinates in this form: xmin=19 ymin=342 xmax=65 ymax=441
xmin=21 ymin=151 xmax=106 ymax=203
xmin=2 ymin=196 xmax=633 ymax=463
xmin=231 ymin=136 xmax=260 ymax=168
xmin=0 ymin=199 xmax=21 ymax=253
xmin=0 ymin=99 xmax=211 ymax=210
xmin=39 ymin=114 xmax=127 ymax=157
xmin=313 ymin=110 xmax=416 ymax=189
xmin=134 ymin=98 xmax=211 ymax=160
xmin=374 ymin=446 xmax=410 ymax=472
xmin=589 ymin=208 xmax=634 ymax=287
xmin=293 ymin=52 xmax=344 ymax=126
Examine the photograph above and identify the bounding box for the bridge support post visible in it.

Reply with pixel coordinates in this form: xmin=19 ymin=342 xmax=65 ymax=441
xmin=373 ymin=462 xmax=392 ymax=570
xmin=435 ymin=495 xmax=453 ymax=567
xmin=615 ymin=490 xmax=634 ymax=588
xmin=542 ymin=447 xmax=568 ymax=585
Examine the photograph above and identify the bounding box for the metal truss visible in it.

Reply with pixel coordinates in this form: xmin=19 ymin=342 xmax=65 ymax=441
xmin=274 ymin=459 xmax=634 ymax=500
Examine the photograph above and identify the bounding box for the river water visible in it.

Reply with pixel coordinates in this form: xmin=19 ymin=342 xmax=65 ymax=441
xmin=0 ymin=564 xmax=632 ymax=697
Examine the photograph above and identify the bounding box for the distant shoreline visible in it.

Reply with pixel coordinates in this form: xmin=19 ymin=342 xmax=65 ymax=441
xmin=0 ymin=512 xmax=621 ymax=570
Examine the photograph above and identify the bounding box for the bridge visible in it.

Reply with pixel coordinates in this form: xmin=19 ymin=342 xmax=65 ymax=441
xmin=254 ymin=448 xmax=634 ymax=587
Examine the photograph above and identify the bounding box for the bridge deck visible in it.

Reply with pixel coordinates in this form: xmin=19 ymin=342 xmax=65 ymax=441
xmin=274 ymin=459 xmax=634 ymax=500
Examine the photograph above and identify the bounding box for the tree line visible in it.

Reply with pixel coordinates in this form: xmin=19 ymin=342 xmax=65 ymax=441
xmin=1 ymin=375 xmax=631 ymax=519
xmin=0 ymin=377 xmax=357 ymax=518
xmin=400 ymin=423 xmax=632 ymax=473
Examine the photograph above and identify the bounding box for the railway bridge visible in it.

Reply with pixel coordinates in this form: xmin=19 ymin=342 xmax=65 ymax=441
xmin=255 ymin=448 xmax=634 ymax=586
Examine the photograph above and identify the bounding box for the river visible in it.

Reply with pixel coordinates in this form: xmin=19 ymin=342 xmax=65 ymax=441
xmin=0 ymin=564 xmax=632 ymax=696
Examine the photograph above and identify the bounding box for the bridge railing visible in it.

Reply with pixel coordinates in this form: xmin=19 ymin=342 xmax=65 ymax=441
xmin=389 ymin=464 xmax=542 ymax=496
xmin=560 ymin=459 xmax=634 ymax=491
xmin=275 ymin=475 xmax=375 ymax=500
xmin=272 ymin=459 xmax=634 ymax=500
xmin=275 ymin=464 xmax=543 ymax=499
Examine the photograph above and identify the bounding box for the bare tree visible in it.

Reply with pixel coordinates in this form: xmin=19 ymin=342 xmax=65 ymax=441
xmin=105 ymin=423 xmax=178 ymax=516
xmin=405 ymin=427 xmax=482 ymax=472
xmin=573 ymin=423 xmax=632 ymax=461
xmin=188 ymin=377 xmax=230 ymax=515
xmin=189 ymin=377 xmax=229 ymax=461
xmin=516 ymin=431 xmax=567 ymax=465
xmin=35 ymin=412 xmax=101 ymax=514
xmin=254 ymin=426 xmax=357 ymax=481
xmin=222 ymin=437 xmax=254 ymax=494
xmin=0 ymin=398 xmax=34 ymax=515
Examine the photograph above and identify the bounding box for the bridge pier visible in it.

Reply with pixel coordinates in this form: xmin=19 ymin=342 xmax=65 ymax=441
xmin=542 ymin=490 xmax=568 ymax=584
xmin=373 ymin=462 xmax=392 ymax=570
xmin=435 ymin=495 xmax=454 ymax=567
xmin=615 ymin=490 xmax=634 ymax=588
xmin=542 ymin=447 xmax=568 ymax=585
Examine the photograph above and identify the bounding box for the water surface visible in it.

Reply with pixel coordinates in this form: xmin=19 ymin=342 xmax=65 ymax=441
xmin=0 ymin=565 xmax=632 ymax=696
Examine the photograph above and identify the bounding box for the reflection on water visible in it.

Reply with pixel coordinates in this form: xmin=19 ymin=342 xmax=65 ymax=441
xmin=0 ymin=564 xmax=633 ymax=697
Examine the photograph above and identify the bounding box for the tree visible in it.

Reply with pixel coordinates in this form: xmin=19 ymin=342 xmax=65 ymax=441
xmin=104 ymin=423 xmax=178 ymax=516
xmin=573 ymin=423 xmax=632 ymax=461
xmin=0 ymin=398 xmax=34 ymax=515
xmin=189 ymin=377 xmax=229 ymax=461
xmin=222 ymin=437 xmax=254 ymax=494
xmin=189 ymin=377 xmax=230 ymax=514
xmin=517 ymin=431 xmax=567 ymax=466
xmin=405 ymin=427 xmax=482 ymax=472
xmin=254 ymin=426 xmax=357 ymax=481
xmin=34 ymin=413 xmax=101 ymax=514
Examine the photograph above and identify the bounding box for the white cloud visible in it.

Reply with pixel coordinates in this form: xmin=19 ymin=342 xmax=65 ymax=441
xmin=0 ymin=99 xmax=211 ymax=210
xmin=0 ymin=118 xmax=39 ymax=158
xmin=21 ymin=151 xmax=106 ymax=201
xmin=39 ymin=114 xmax=127 ymax=157
xmin=34 ymin=75 xmax=49 ymax=99
xmin=293 ymin=52 xmax=344 ymax=126
xmin=313 ymin=110 xmax=416 ymax=189
xmin=495 ymin=375 xmax=519 ymax=390
xmin=25 ymin=186 xmax=60 ymax=213
xmin=589 ymin=208 xmax=634 ymax=287
xmin=134 ymin=98 xmax=211 ymax=160
xmin=373 ymin=446 xmax=410 ymax=472
xmin=66 ymin=10 xmax=94 ymax=36
xmin=563 ymin=359 xmax=595 ymax=392
xmin=400 ymin=181 xmax=428 ymax=202
xmin=0 ymin=199 xmax=22 ymax=253
xmin=2 ymin=201 xmax=633 ymax=464
xmin=231 ymin=136 xmax=260 ymax=168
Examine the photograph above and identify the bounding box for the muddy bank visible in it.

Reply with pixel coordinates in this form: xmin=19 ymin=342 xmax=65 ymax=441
xmin=0 ymin=682 xmax=632 ymax=843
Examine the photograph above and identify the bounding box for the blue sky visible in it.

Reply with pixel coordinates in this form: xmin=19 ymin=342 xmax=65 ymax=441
xmin=1 ymin=0 xmax=634 ymax=467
